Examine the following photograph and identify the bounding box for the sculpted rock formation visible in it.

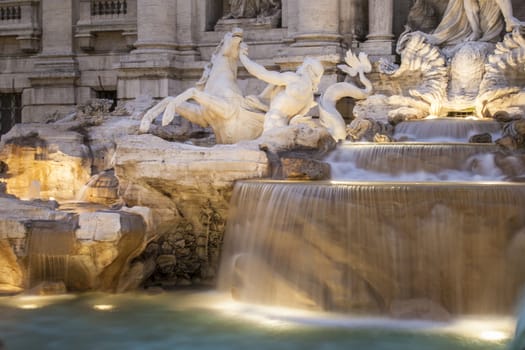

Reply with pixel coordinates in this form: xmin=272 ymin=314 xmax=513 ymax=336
xmin=0 ymin=88 xmax=339 ymax=291
xmin=0 ymin=124 xmax=92 ymax=200
xmin=0 ymin=194 xmax=149 ymax=294
xmin=114 ymin=134 xmax=269 ymax=285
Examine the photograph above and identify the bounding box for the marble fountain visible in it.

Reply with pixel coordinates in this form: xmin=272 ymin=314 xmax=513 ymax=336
xmin=2 ymin=2 xmax=525 ymax=348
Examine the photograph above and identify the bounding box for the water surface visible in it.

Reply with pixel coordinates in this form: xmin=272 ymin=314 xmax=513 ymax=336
xmin=0 ymin=291 xmax=513 ymax=350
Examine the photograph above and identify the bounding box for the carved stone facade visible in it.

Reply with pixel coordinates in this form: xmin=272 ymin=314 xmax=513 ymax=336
xmin=0 ymin=0 xmax=524 ymax=131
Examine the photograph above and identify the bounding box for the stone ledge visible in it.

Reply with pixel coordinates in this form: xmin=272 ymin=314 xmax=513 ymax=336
xmin=0 ymin=219 xmax=29 ymax=240
xmin=77 ymin=212 xmax=122 ymax=242
xmin=114 ymin=134 xmax=270 ymax=187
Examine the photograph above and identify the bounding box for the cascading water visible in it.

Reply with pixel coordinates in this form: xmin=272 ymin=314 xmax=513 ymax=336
xmin=218 ymin=181 xmax=525 ymax=314
xmin=326 ymin=143 xmax=507 ymax=181
xmin=394 ymin=118 xmax=502 ymax=142
xmin=218 ymin=118 xmax=525 ymax=317
xmin=76 ymin=170 xmax=119 ymax=204
xmin=26 ymin=219 xmax=77 ymax=288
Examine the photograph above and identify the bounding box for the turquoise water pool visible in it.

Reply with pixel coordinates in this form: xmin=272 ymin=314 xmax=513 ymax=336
xmin=0 ymin=291 xmax=514 ymax=350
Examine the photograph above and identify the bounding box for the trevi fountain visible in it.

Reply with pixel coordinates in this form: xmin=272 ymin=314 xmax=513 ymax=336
xmin=1 ymin=0 xmax=525 ymax=349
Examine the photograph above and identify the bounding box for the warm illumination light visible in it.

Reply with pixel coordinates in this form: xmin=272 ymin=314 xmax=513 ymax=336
xmin=441 ymin=318 xmax=514 ymax=343
xmin=19 ymin=304 xmax=40 ymax=310
xmin=478 ymin=330 xmax=509 ymax=342
xmin=211 ymin=299 xmax=307 ymax=329
xmin=93 ymin=304 xmax=115 ymax=311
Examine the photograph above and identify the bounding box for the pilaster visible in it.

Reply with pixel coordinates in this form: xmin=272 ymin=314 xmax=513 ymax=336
xmin=117 ymin=0 xmax=179 ymax=100
xmin=360 ymin=0 xmax=395 ymax=61
xmin=134 ymin=0 xmax=177 ymax=51
xmin=24 ymin=0 xmax=79 ymax=122
xmin=175 ymin=0 xmax=199 ymax=61
xmin=282 ymin=0 xmax=343 ymax=89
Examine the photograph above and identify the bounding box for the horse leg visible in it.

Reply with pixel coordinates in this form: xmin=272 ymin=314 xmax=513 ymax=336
xmin=162 ymin=88 xmax=233 ymax=127
xmin=140 ymin=96 xmax=175 ymax=133
xmin=174 ymin=101 xmax=209 ymax=128
xmin=140 ymin=88 xmax=203 ymax=132
xmin=161 ymin=88 xmax=202 ymax=126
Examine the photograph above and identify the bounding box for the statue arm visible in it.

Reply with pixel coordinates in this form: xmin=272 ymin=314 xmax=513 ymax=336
xmin=494 ymin=0 xmax=525 ymax=31
xmin=239 ymin=53 xmax=291 ymax=86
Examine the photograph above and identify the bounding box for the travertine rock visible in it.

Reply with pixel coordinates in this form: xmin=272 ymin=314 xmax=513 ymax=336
xmin=0 ymin=240 xmax=23 ymax=295
xmin=113 ymin=95 xmax=157 ymax=120
xmin=114 ymin=134 xmax=269 ymax=286
xmin=281 ymin=158 xmax=330 ymax=180
xmin=87 ymin=117 xmax=141 ymax=173
xmin=254 ymin=121 xmax=336 ymax=156
xmin=77 ymin=212 xmax=123 ymax=242
xmin=0 ymin=195 xmax=148 ymax=293
xmin=0 ymin=124 xmax=91 ymax=200
xmin=469 ymin=133 xmax=493 ymax=143
xmin=498 ymin=119 xmax=525 ymax=150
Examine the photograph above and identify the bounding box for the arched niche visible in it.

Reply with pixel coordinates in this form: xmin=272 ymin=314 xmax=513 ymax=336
xmin=205 ymin=0 xmax=223 ymax=31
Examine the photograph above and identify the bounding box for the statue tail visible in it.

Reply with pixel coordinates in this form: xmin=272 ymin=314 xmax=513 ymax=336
xmin=319 ymin=50 xmax=374 ymax=142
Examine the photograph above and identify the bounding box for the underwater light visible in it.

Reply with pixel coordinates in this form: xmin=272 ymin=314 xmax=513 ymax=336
xmin=212 ymin=299 xmax=306 ymax=329
xmin=93 ymin=304 xmax=115 ymax=311
xmin=9 ymin=295 xmax=76 ymax=310
xmin=478 ymin=330 xmax=510 ymax=342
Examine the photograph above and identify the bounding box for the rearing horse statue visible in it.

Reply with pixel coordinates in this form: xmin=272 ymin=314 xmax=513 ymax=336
xmin=140 ymin=28 xmax=265 ymax=144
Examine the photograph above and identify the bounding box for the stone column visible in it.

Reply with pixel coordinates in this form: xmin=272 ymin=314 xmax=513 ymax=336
xmin=360 ymin=0 xmax=395 ymax=59
xmin=282 ymin=0 xmax=342 ymax=66
xmin=24 ymin=0 xmax=79 ymax=122
xmin=135 ymin=0 xmax=177 ymax=51
xmin=176 ymin=0 xmax=199 ymax=61
xmin=292 ymin=0 xmax=341 ymax=48
xmin=278 ymin=0 xmax=342 ymax=99
xmin=41 ymin=0 xmax=74 ymax=55
xmin=117 ymin=0 xmax=179 ymax=100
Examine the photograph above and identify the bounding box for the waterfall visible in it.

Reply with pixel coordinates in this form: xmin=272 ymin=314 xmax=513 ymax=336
xmin=76 ymin=173 xmax=102 ymax=202
xmin=394 ymin=118 xmax=502 ymax=142
xmin=218 ymin=180 xmax=525 ymax=315
xmin=27 ymin=219 xmax=77 ymax=288
xmin=76 ymin=170 xmax=119 ymax=204
xmin=326 ymin=143 xmax=506 ymax=181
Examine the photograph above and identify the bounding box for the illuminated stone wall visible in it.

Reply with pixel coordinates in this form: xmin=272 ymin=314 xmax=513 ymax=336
xmin=0 ymin=1 xmax=524 ymax=124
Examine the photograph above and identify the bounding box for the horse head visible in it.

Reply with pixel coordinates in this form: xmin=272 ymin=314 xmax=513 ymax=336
xmin=219 ymin=27 xmax=244 ymax=59
xmin=196 ymin=28 xmax=244 ymax=90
